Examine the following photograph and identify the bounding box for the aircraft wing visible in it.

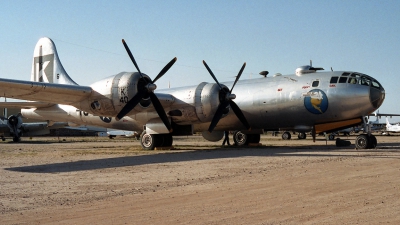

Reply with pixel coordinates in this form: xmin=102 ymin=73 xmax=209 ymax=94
xmin=0 ymin=78 xmax=92 ymax=105
xmin=369 ymin=113 xmax=400 ymax=117
xmin=0 ymin=101 xmax=55 ymax=109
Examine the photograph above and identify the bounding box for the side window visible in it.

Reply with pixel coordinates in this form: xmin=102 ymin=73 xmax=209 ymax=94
xmin=312 ymin=80 xmax=319 ymax=87
xmin=330 ymin=77 xmax=338 ymax=83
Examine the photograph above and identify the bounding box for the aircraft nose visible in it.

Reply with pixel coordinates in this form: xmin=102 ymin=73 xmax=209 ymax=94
xmin=370 ymin=78 xmax=385 ymax=109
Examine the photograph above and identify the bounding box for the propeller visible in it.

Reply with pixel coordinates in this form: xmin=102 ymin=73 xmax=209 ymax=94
xmin=202 ymin=60 xmax=251 ymax=133
xmin=116 ymin=39 xmax=177 ymax=133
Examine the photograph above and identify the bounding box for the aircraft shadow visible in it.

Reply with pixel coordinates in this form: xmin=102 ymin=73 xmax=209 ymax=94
xmin=5 ymin=144 xmax=400 ymax=173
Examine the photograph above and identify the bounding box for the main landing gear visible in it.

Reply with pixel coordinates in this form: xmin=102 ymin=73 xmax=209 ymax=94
xmin=140 ymin=131 xmax=173 ymax=150
xmin=232 ymin=131 xmax=260 ymax=146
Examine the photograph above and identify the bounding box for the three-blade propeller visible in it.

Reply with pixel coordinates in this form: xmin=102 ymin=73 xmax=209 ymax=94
xmin=116 ymin=39 xmax=177 ymax=133
xmin=202 ymin=60 xmax=251 ymax=133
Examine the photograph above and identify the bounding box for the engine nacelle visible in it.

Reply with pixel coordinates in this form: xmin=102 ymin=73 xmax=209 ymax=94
xmin=201 ymin=130 xmax=224 ymax=142
xmin=167 ymin=82 xmax=227 ymax=126
xmin=194 ymin=82 xmax=224 ymax=123
xmin=79 ymin=72 xmax=151 ymax=116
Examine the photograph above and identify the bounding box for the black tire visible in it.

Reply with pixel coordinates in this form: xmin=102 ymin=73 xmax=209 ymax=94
xmin=233 ymin=131 xmax=248 ymax=146
xmin=162 ymin=134 xmax=173 ymax=147
xmin=248 ymin=134 xmax=260 ymax=143
xmin=368 ymin=135 xmax=377 ymax=149
xmin=328 ymin=134 xmax=335 ymax=140
xmin=297 ymin=132 xmax=306 ymax=139
xmin=355 ymin=134 xmax=369 ymax=149
xmin=282 ymin=132 xmax=291 ymax=140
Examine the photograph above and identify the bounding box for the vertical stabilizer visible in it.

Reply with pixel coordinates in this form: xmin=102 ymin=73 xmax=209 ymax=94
xmin=31 ymin=37 xmax=78 ymax=85
xmin=386 ymin=117 xmax=391 ymax=129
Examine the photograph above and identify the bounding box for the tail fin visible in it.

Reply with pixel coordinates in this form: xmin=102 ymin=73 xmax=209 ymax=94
xmin=386 ymin=117 xmax=391 ymax=128
xmin=31 ymin=37 xmax=78 ymax=85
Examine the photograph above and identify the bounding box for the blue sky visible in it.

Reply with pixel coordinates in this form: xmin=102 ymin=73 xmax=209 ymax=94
xmin=1 ymin=0 xmax=399 ymax=119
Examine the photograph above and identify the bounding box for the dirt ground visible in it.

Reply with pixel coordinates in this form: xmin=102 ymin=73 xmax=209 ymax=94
xmin=1 ymin=134 xmax=400 ymax=225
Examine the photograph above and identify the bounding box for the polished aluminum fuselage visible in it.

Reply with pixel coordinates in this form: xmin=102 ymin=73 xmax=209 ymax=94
xmin=160 ymin=70 xmax=383 ymax=132
xmin=22 ymin=70 xmax=384 ymax=134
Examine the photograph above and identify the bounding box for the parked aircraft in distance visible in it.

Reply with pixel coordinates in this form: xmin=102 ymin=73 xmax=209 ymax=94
xmin=0 ymin=113 xmax=68 ymax=142
xmin=0 ymin=37 xmax=386 ymax=149
xmin=384 ymin=118 xmax=400 ymax=134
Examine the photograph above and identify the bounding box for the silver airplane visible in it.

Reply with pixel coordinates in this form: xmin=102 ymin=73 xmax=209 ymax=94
xmin=0 ymin=112 xmax=68 ymax=142
xmin=0 ymin=37 xmax=385 ymax=149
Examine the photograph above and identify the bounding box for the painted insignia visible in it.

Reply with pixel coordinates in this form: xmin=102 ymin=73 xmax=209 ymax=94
xmin=303 ymin=89 xmax=328 ymax=114
xmin=99 ymin=116 xmax=112 ymax=123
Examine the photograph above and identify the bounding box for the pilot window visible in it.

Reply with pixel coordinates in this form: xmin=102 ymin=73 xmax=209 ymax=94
xmin=359 ymin=76 xmax=371 ymax=86
xmin=341 ymin=72 xmax=350 ymax=76
xmin=330 ymin=77 xmax=338 ymax=83
xmin=348 ymin=73 xmax=358 ymax=84
xmin=371 ymin=79 xmax=381 ymax=89
xmin=339 ymin=76 xmax=348 ymax=83
xmin=312 ymin=80 xmax=319 ymax=87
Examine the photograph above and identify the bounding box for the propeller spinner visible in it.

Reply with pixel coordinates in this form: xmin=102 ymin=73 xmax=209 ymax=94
xmin=202 ymin=60 xmax=251 ymax=133
xmin=116 ymin=39 xmax=177 ymax=133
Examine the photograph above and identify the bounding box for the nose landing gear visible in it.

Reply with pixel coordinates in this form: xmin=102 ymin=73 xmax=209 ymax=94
xmin=355 ymin=134 xmax=377 ymax=149
xmin=355 ymin=117 xmax=377 ymax=149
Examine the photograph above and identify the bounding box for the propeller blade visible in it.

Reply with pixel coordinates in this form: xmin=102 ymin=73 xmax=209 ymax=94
xmin=116 ymin=90 xmax=146 ymax=120
xmin=230 ymin=62 xmax=246 ymax=93
xmin=203 ymin=60 xmax=223 ymax=89
xmin=122 ymin=39 xmax=143 ymax=78
xmin=208 ymin=101 xmax=230 ymax=133
xmin=149 ymin=92 xmax=173 ymax=132
xmin=229 ymin=101 xmax=251 ymax=130
xmin=153 ymin=57 xmax=177 ymax=84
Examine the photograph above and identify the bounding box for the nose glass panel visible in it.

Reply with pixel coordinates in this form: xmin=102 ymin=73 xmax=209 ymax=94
xmin=369 ymin=77 xmax=385 ymax=109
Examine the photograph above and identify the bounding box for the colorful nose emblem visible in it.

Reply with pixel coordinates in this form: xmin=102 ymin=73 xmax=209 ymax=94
xmin=304 ymin=89 xmax=328 ymax=114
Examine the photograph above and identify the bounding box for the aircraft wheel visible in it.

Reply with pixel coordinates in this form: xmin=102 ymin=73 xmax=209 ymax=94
xmin=368 ymin=135 xmax=377 ymax=149
xmin=297 ymin=132 xmax=306 ymax=139
xmin=248 ymin=134 xmax=260 ymax=143
xmin=328 ymin=134 xmax=335 ymax=140
xmin=162 ymin=134 xmax=173 ymax=147
xmin=282 ymin=131 xmax=291 ymax=140
xmin=355 ymin=134 xmax=369 ymax=149
xmin=12 ymin=136 xmax=20 ymax=142
xmin=140 ymin=132 xmax=157 ymax=150
xmin=233 ymin=131 xmax=248 ymax=146
xmin=1 ymin=136 xmax=5 ymax=141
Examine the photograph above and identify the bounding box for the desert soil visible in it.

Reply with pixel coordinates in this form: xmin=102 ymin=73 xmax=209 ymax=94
xmin=1 ymin=134 xmax=400 ymax=225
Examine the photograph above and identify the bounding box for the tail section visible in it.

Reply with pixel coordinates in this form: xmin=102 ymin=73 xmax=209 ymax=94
xmin=386 ymin=117 xmax=392 ymax=129
xmin=31 ymin=37 xmax=78 ymax=85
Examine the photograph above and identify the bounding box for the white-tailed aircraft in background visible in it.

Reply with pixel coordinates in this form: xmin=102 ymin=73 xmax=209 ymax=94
xmin=0 ymin=37 xmax=386 ymax=149
xmin=385 ymin=118 xmax=400 ymax=134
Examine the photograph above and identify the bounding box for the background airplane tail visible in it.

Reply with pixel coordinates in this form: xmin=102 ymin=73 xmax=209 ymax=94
xmin=386 ymin=117 xmax=391 ymax=128
xmin=30 ymin=37 xmax=78 ymax=85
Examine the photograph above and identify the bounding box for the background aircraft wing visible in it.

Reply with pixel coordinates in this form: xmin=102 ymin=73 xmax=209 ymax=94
xmin=369 ymin=113 xmax=400 ymax=117
xmin=0 ymin=78 xmax=92 ymax=105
